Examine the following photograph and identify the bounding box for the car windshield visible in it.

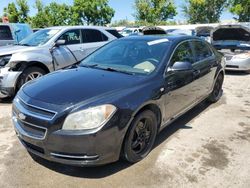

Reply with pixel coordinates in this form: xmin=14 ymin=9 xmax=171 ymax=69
xmin=19 ymin=29 xmax=60 ymax=46
xmin=80 ymin=38 xmax=170 ymax=75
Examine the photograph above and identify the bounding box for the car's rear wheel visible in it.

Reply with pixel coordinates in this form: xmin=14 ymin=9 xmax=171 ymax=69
xmin=123 ymin=110 xmax=158 ymax=163
xmin=17 ymin=66 xmax=46 ymax=90
xmin=208 ymin=73 xmax=224 ymax=103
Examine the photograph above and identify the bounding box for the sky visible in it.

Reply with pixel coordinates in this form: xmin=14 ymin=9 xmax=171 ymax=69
xmin=0 ymin=0 xmax=234 ymax=22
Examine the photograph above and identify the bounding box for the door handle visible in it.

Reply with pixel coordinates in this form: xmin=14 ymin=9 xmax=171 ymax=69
xmin=193 ymin=69 xmax=200 ymax=77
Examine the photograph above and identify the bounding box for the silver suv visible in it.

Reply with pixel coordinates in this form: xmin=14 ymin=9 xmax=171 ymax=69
xmin=0 ymin=26 xmax=120 ymax=98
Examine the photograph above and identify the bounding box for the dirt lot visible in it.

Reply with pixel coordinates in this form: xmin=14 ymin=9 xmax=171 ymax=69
xmin=0 ymin=72 xmax=250 ymax=188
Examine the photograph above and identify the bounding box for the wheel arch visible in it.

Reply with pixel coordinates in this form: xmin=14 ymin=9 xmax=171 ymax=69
xmin=13 ymin=61 xmax=50 ymax=74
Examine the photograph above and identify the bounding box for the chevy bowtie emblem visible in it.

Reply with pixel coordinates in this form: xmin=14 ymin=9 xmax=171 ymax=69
xmin=18 ymin=113 xmax=26 ymax=120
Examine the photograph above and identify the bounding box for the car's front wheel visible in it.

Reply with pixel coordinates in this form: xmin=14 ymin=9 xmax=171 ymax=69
xmin=123 ymin=110 xmax=158 ymax=163
xmin=17 ymin=66 xmax=46 ymax=90
xmin=208 ymin=73 xmax=224 ymax=103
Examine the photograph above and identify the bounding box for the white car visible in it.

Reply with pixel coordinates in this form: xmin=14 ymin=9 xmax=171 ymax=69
xmin=0 ymin=26 xmax=120 ymax=98
xmin=119 ymin=28 xmax=142 ymax=37
xmin=211 ymin=24 xmax=250 ymax=73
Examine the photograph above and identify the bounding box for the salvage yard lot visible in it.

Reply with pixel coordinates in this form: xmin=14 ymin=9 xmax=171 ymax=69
xmin=0 ymin=72 xmax=250 ymax=188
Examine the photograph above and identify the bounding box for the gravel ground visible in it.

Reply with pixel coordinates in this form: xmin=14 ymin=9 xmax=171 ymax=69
xmin=0 ymin=72 xmax=250 ymax=188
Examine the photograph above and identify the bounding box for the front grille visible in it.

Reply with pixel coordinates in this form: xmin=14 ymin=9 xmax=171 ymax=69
xmin=21 ymin=139 xmax=45 ymax=154
xmin=17 ymin=97 xmax=56 ymax=120
xmin=226 ymin=65 xmax=239 ymax=68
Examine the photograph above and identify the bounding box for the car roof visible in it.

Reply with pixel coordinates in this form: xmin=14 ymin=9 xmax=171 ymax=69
xmin=46 ymin=26 xmax=114 ymax=30
xmin=119 ymin=35 xmax=200 ymax=43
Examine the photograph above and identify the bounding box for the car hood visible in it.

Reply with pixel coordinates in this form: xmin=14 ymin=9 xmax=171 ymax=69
xmin=22 ymin=67 xmax=144 ymax=105
xmin=212 ymin=25 xmax=250 ymax=43
xmin=0 ymin=45 xmax=38 ymax=56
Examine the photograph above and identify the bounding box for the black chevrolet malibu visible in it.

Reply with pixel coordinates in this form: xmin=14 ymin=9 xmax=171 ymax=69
xmin=12 ymin=35 xmax=225 ymax=166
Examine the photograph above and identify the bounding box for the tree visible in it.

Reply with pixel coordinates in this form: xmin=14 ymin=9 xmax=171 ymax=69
xmin=183 ymin=0 xmax=229 ymax=23
xmin=229 ymin=0 xmax=250 ymax=22
xmin=134 ymin=0 xmax=177 ymax=24
xmin=30 ymin=0 xmax=48 ymax=28
xmin=72 ymin=0 xmax=115 ymax=25
xmin=44 ymin=2 xmax=72 ymax=26
xmin=3 ymin=0 xmax=29 ymax=23
xmin=5 ymin=3 xmax=19 ymax=23
xmin=16 ymin=0 xmax=30 ymax=22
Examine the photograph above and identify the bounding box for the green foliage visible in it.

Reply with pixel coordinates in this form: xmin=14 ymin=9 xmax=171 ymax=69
xmin=5 ymin=3 xmax=19 ymax=23
xmin=30 ymin=0 xmax=48 ymax=28
xmin=16 ymin=0 xmax=30 ymax=22
xmin=72 ymin=0 xmax=115 ymax=25
xmin=44 ymin=3 xmax=72 ymax=26
xmin=229 ymin=0 xmax=250 ymax=22
xmin=183 ymin=0 xmax=229 ymax=23
xmin=134 ymin=0 xmax=177 ymax=24
xmin=2 ymin=0 xmax=115 ymax=26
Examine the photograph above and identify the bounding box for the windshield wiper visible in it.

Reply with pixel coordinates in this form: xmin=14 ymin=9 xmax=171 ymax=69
xmin=80 ymin=64 xmax=99 ymax=68
xmin=100 ymin=67 xmax=135 ymax=75
xmin=17 ymin=43 xmax=31 ymax=46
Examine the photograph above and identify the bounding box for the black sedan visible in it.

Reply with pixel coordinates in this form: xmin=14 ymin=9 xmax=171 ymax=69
xmin=12 ymin=35 xmax=225 ymax=166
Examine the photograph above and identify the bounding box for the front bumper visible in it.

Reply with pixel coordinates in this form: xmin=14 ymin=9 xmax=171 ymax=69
xmin=225 ymin=58 xmax=250 ymax=71
xmin=0 ymin=67 xmax=22 ymax=97
xmin=12 ymin=93 xmax=127 ymax=166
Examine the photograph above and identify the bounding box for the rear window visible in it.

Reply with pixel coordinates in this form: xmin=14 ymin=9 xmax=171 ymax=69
xmin=0 ymin=26 xmax=13 ymax=40
xmin=106 ymin=29 xmax=123 ymax=38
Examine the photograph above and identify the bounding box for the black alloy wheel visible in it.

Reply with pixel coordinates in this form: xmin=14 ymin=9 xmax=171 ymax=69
xmin=208 ymin=73 xmax=224 ymax=103
xmin=123 ymin=110 xmax=158 ymax=163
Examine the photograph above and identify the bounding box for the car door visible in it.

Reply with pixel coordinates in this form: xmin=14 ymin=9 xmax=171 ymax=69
xmin=53 ymin=29 xmax=82 ymax=69
xmin=191 ymin=40 xmax=217 ymax=99
xmin=163 ymin=41 xmax=197 ymax=121
xmin=81 ymin=29 xmax=109 ymax=57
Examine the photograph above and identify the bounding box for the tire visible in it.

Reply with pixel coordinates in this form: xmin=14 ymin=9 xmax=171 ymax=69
xmin=17 ymin=66 xmax=46 ymax=90
xmin=123 ymin=110 xmax=158 ymax=163
xmin=207 ymin=73 xmax=224 ymax=103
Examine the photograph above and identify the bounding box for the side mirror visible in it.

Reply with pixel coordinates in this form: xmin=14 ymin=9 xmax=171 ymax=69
xmin=168 ymin=61 xmax=193 ymax=72
xmin=55 ymin=40 xmax=65 ymax=47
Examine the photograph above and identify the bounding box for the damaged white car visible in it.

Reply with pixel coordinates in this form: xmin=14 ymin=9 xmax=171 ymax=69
xmin=211 ymin=24 xmax=250 ymax=73
xmin=0 ymin=26 xmax=119 ymax=98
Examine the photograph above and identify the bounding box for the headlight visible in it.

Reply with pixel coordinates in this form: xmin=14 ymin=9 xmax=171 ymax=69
xmin=62 ymin=104 xmax=117 ymax=130
xmin=0 ymin=55 xmax=12 ymax=66
xmin=232 ymin=53 xmax=250 ymax=60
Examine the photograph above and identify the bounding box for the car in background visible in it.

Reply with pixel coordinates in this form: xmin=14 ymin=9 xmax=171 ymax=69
xmin=167 ymin=29 xmax=196 ymax=36
xmin=211 ymin=24 xmax=250 ymax=73
xmin=120 ymin=27 xmax=142 ymax=37
xmin=126 ymin=26 xmax=167 ymax=36
xmin=32 ymin=28 xmax=41 ymax=33
xmin=12 ymin=35 xmax=224 ymax=166
xmin=0 ymin=23 xmax=33 ymax=46
xmin=195 ymin=26 xmax=214 ymax=43
xmin=0 ymin=26 xmax=119 ymax=98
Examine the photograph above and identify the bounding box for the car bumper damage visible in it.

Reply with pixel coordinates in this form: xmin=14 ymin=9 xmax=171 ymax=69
xmin=0 ymin=67 xmax=22 ymax=98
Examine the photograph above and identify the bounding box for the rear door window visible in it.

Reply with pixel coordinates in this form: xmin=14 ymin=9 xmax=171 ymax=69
xmin=59 ymin=29 xmax=81 ymax=45
xmin=82 ymin=29 xmax=108 ymax=43
xmin=192 ymin=40 xmax=213 ymax=62
xmin=0 ymin=26 xmax=13 ymax=40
